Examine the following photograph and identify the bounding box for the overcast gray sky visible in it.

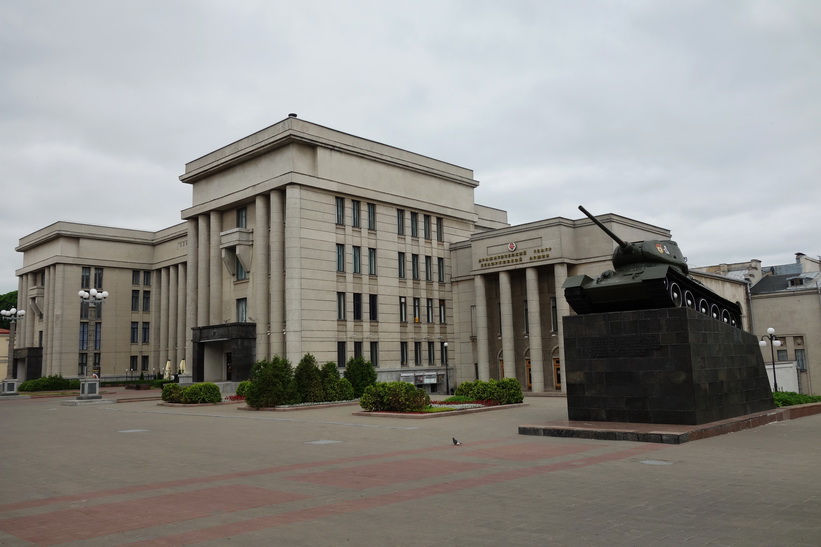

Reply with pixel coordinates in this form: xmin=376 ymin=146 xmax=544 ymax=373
xmin=1 ymin=0 xmax=819 ymax=294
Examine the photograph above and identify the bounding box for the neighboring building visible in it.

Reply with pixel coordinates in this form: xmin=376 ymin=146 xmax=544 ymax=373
xmin=11 ymin=116 xmax=748 ymax=393
xmin=694 ymin=253 xmax=821 ymax=395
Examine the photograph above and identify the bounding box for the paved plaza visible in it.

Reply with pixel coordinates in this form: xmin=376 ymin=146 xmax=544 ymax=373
xmin=0 ymin=391 xmax=819 ymax=546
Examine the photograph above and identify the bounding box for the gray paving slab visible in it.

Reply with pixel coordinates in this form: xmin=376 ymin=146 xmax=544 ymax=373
xmin=0 ymin=394 xmax=819 ymax=546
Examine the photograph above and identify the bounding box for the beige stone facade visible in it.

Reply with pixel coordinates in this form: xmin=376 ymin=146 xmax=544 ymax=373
xmin=11 ymin=117 xmax=752 ymax=393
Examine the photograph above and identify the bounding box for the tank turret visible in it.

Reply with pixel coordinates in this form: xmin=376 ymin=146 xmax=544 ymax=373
xmin=564 ymin=206 xmax=741 ymax=328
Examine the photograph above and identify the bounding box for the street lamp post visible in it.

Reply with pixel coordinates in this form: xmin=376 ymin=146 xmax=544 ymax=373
xmin=759 ymin=327 xmax=782 ymax=392
xmin=77 ymin=288 xmax=108 ymax=400
xmin=443 ymin=342 xmax=449 ymax=396
xmin=1 ymin=308 xmax=25 ymax=395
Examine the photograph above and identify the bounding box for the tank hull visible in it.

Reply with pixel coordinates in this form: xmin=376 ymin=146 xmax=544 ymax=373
xmin=564 ymin=265 xmax=742 ymax=328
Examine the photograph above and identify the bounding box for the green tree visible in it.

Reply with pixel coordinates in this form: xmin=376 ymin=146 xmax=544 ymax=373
xmin=343 ymin=356 xmax=377 ymax=398
xmin=0 ymin=291 xmax=19 ymax=330
xmin=245 ymin=357 xmax=297 ymax=408
xmin=294 ymin=354 xmax=324 ymax=403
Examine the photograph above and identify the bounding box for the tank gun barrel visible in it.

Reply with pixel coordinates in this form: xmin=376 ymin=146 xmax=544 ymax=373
xmin=578 ymin=205 xmax=630 ymax=250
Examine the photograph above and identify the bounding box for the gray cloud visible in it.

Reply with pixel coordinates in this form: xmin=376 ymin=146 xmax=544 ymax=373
xmin=1 ymin=0 xmax=819 ymax=293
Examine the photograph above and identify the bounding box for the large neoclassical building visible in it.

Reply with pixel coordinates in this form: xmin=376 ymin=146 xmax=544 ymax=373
xmin=10 ymin=117 xmax=748 ymax=393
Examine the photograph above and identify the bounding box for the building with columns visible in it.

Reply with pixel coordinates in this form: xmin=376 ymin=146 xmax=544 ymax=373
xmin=10 ymin=117 xmax=742 ymax=393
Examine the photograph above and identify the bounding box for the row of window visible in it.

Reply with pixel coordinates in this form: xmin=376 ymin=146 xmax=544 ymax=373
xmin=131 ymin=270 xmax=152 ymax=286
xmin=397 ymin=209 xmax=444 ymax=242
xmin=130 ymin=355 xmax=151 ymax=372
xmin=335 ymin=341 xmax=448 ymax=368
xmin=78 ymin=322 xmax=101 ymax=351
xmin=131 ymin=290 xmax=151 ymax=312
xmin=130 ymin=322 xmax=151 ymax=344
xmin=336 ymin=245 xmax=378 ymax=275
xmin=334 ymin=245 xmax=446 ymax=283
xmin=81 ymin=267 xmax=104 ymax=289
xmin=398 ymin=253 xmax=445 ymax=282
xmin=77 ymin=353 xmax=100 ymax=376
xmin=336 ymin=293 xmax=446 ymax=324
xmin=336 ymin=198 xmax=377 ymax=230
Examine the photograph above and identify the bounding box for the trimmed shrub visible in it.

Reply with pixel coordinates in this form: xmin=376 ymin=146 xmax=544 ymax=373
xmin=162 ymin=383 xmax=183 ymax=402
xmin=294 ymin=354 xmax=324 ymax=403
xmin=19 ymin=375 xmax=73 ymax=392
xmin=774 ymin=391 xmax=821 ymax=407
xmin=336 ymin=377 xmax=355 ymax=401
xmin=181 ymin=383 xmax=222 ymax=404
xmin=245 ymin=357 xmax=298 ymax=409
xmin=453 ymin=378 xmax=523 ymax=405
xmin=359 ymin=382 xmax=431 ymax=412
xmin=343 ymin=357 xmax=377 ymax=398
xmin=320 ymin=362 xmax=342 ymax=400
xmin=235 ymin=380 xmax=252 ymax=398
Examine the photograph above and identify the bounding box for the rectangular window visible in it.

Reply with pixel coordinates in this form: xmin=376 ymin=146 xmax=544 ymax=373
xmin=370 ymin=341 xmax=379 ymax=367
xmin=79 ymin=323 xmax=88 ymax=350
xmin=141 ymin=355 xmax=149 ymax=371
xmin=144 ymin=271 xmax=152 ymax=286
xmin=428 ymin=341 xmax=435 ymax=365
xmin=237 ymin=298 xmax=247 ymax=322
xmin=411 ymin=254 xmax=419 ymax=280
xmin=438 ymin=257 xmax=445 ymax=283
xmin=441 ymin=342 xmax=448 ymax=368
xmin=354 ymin=341 xmax=363 ymax=359
xmin=367 ymin=203 xmax=376 ymax=230
xmin=131 ymin=290 xmax=140 ymax=312
xmin=130 ymin=355 xmax=138 ymax=372
xmin=78 ymin=353 xmax=88 ymax=376
xmin=436 ymin=217 xmax=444 ymax=242
xmin=523 ymin=299 xmax=530 ymax=335
xmin=337 ymin=292 xmax=346 ymax=321
xmin=337 ymin=341 xmax=347 ymax=367
xmin=369 ymin=294 xmax=378 ymax=321
xmin=80 ymin=301 xmax=89 ymax=320
xmin=237 ymin=206 xmax=247 ymax=228
xmin=81 ymin=267 xmax=90 ymax=289
xmin=142 ymin=291 xmax=151 ymax=312
xmin=353 ymin=246 xmax=361 ymax=274
xmin=400 ymin=341 xmax=408 ymax=367
xmin=398 ymin=252 xmax=406 ymax=278
xmin=423 ymin=215 xmax=431 ymax=239
xmin=94 ymin=323 xmax=101 ymax=350
xmin=413 ymin=297 xmax=421 ymax=322
xmin=337 ymin=244 xmax=345 ymax=272
xmin=425 ymin=255 xmax=432 ymax=281
xmin=397 ymin=209 xmax=406 ymax=235
xmin=796 ymin=349 xmax=806 ymax=370
xmin=777 ymin=349 xmax=788 ymax=361
xmin=142 ymin=322 xmax=150 ymax=344
xmin=439 ymin=299 xmax=447 ymax=324
xmin=335 ymin=197 xmax=345 ymax=225
xmin=550 ymin=297 xmax=558 ymax=331
xmin=94 ymin=268 xmax=104 ymax=289
xmin=353 ymin=293 xmax=363 ymax=321
xmin=399 ymin=297 xmax=407 ymax=322
xmin=426 ymin=298 xmax=434 ymax=323
xmin=410 ymin=212 xmax=418 ymax=237
xmin=352 ymin=200 xmax=361 ymax=228
xmin=414 ymin=341 xmax=422 ymax=366
xmin=236 ymin=257 xmax=248 ymax=280
xmin=368 ymin=248 xmax=377 ymax=275
xmin=130 ymin=322 xmax=139 ymax=343
xmin=132 ymin=270 xmax=141 ymax=285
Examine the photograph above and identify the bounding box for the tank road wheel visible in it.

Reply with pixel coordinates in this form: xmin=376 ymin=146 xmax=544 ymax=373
xmin=684 ymin=290 xmax=696 ymax=309
xmin=710 ymin=304 xmax=720 ymax=320
xmin=670 ymin=282 xmax=683 ymax=307
xmin=698 ymin=299 xmax=709 ymax=314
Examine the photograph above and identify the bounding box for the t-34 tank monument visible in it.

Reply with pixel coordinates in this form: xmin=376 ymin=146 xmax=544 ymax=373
xmin=562 ymin=206 xmax=774 ymax=425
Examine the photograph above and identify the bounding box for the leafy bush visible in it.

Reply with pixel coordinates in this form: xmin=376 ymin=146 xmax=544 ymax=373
xmin=453 ymin=378 xmax=523 ymax=405
xmin=245 ymin=357 xmax=298 ymax=409
xmin=162 ymin=383 xmax=183 ymax=402
xmin=236 ymin=380 xmax=252 ymax=398
xmin=181 ymin=383 xmax=222 ymax=404
xmin=343 ymin=357 xmax=377 ymax=398
xmin=295 ymin=354 xmax=324 ymax=403
xmin=443 ymin=395 xmax=474 ymax=403
xmin=19 ymin=375 xmax=73 ymax=392
xmin=774 ymin=391 xmax=821 ymax=407
xmin=320 ymin=362 xmax=341 ymax=400
xmin=359 ymin=382 xmax=431 ymax=412
xmin=336 ymin=377 xmax=355 ymax=401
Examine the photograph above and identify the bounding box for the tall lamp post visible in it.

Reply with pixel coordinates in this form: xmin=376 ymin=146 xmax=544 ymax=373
xmin=1 ymin=308 xmax=25 ymax=395
xmin=77 ymin=288 xmax=108 ymax=400
xmin=443 ymin=342 xmax=449 ymax=395
xmin=759 ymin=327 xmax=782 ymax=392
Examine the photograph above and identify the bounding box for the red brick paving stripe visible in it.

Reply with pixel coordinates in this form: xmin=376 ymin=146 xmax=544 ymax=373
xmin=0 ymin=438 xmax=501 ymax=514
xmin=462 ymin=442 xmax=597 ymax=461
xmin=287 ymin=458 xmax=491 ymax=489
xmin=0 ymin=485 xmax=307 ymax=546
xmin=127 ymin=443 xmax=664 ymax=547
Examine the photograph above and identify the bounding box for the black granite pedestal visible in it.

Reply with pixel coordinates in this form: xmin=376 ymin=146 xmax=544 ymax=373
xmin=563 ymin=307 xmax=774 ymax=425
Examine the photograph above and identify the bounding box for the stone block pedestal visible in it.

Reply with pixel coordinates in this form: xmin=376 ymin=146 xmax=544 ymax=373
xmin=563 ymin=307 xmax=774 ymax=425
xmin=78 ymin=378 xmax=102 ymax=400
